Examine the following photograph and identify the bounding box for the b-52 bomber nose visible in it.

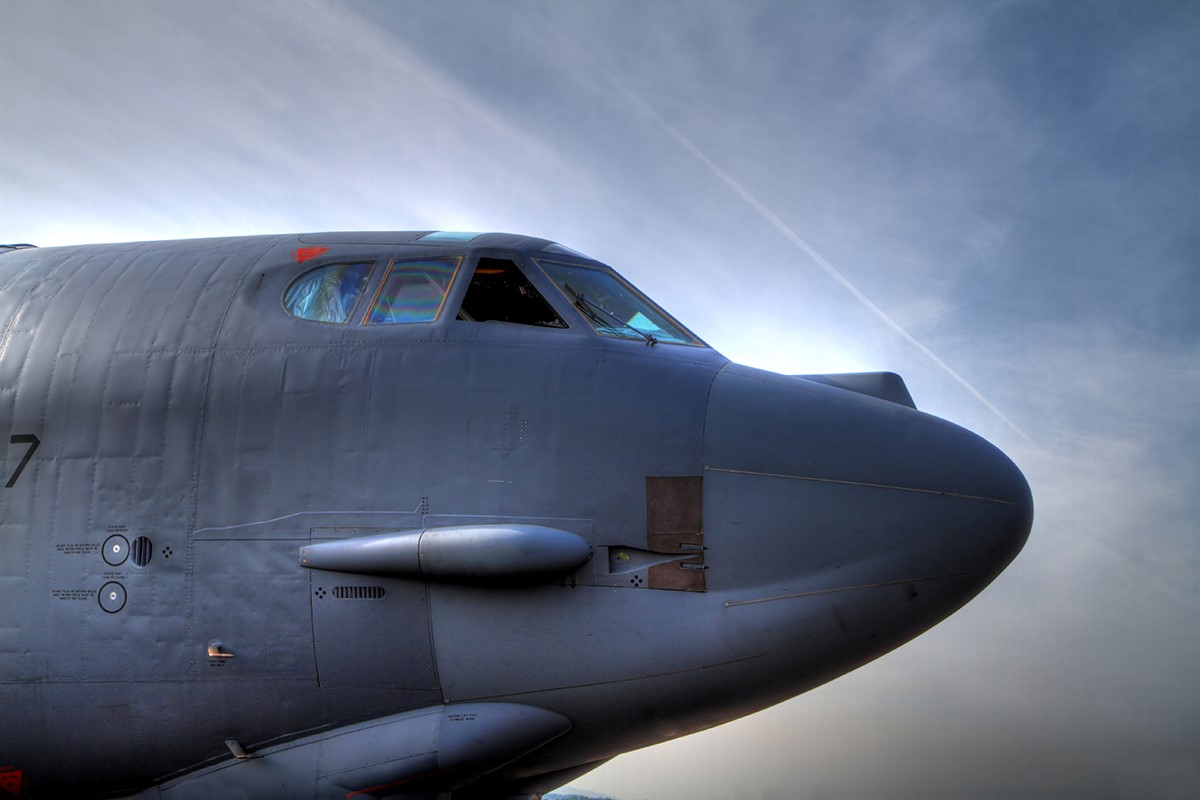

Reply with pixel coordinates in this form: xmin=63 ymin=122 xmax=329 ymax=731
xmin=0 ymin=231 xmax=1034 ymax=800
xmin=702 ymin=364 xmax=1032 ymax=688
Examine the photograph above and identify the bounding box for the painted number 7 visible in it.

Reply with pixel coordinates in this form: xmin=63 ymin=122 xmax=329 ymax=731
xmin=5 ymin=434 xmax=40 ymax=488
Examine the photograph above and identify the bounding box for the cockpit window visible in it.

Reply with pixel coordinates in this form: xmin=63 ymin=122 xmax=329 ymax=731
xmin=457 ymin=258 xmax=567 ymax=328
xmin=418 ymin=231 xmax=483 ymax=243
xmin=364 ymin=257 xmax=461 ymax=324
xmin=283 ymin=262 xmax=373 ymax=324
xmin=536 ymin=260 xmax=701 ymax=346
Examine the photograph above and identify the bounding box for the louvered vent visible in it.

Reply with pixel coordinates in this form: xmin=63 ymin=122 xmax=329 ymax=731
xmin=332 ymin=586 xmax=386 ymax=600
xmin=131 ymin=536 xmax=154 ymax=568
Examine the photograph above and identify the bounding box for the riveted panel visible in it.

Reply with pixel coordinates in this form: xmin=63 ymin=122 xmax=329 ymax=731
xmin=310 ymin=570 xmax=438 ymax=690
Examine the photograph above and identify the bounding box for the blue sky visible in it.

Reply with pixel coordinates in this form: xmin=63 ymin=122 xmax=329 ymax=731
xmin=2 ymin=1 xmax=1196 ymax=797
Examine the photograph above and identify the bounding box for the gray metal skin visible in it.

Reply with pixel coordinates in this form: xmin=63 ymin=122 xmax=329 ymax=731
xmin=0 ymin=232 xmax=1033 ymax=799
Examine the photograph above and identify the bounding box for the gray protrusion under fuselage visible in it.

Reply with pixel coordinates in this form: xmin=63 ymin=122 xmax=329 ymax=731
xmin=0 ymin=232 xmax=1032 ymax=799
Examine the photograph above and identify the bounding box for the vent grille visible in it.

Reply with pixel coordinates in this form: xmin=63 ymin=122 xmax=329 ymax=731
xmin=131 ymin=536 xmax=154 ymax=568
xmin=332 ymin=586 xmax=386 ymax=600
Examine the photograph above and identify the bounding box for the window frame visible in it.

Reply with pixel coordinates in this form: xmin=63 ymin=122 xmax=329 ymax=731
xmin=454 ymin=256 xmax=569 ymax=329
xmin=534 ymin=258 xmax=704 ymax=347
xmin=280 ymin=260 xmax=376 ymax=325
xmin=360 ymin=256 xmax=464 ymax=326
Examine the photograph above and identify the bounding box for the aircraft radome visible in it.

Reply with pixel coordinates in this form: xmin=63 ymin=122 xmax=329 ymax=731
xmin=0 ymin=232 xmax=1032 ymax=799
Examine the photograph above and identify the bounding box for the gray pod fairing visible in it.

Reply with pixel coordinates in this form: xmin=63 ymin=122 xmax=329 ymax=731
xmin=300 ymin=525 xmax=593 ymax=582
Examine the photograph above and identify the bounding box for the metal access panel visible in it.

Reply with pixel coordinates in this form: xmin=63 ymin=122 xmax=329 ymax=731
xmin=191 ymin=539 xmax=318 ymax=681
xmin=309 ymin=567 xmax=439 ymax=691
xmin=645 ymin=476 xmax=706 ymax=591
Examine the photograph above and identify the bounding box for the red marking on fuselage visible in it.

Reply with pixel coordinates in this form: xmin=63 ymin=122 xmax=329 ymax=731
xmin=345 ymin=768 xmax=447 ymax=799
xmin=0 ymin=766 xmax=25 ymax=798
xmin=294 ymin=246 xmax=329 ymax=264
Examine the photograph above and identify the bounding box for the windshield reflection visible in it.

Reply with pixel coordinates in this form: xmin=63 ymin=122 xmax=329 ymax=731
xmin=537 ymin=260 xmax=701 ymax=346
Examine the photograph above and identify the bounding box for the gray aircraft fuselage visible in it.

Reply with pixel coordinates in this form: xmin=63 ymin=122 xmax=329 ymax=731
xmin=0 ymin=232 xmax=1032 ymax=799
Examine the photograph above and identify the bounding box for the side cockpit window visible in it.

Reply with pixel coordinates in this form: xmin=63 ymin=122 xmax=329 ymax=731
xmin=364 ymin=258 xmax=460 ymax=324
xmin=457 ymin=258 xmax=566 ymax=328
xmin=283 ymin=262 xmax=372 ymax=324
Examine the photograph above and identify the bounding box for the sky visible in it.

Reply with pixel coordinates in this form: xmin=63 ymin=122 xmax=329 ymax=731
xmin=2 ymin=1 xmax=1197 ymax=797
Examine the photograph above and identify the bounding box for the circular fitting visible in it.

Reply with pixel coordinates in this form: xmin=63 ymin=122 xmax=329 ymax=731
xmin=102 ymin=535 xmax=130 ymax=566
xmin=98 ymin=581 xmax=127 ymax=613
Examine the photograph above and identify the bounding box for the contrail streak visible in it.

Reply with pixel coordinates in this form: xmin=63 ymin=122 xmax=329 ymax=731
xmin=523 ymin=5 xmax=1031 ymax=443
xmin=610 ymin=82 xmax=1034 ymax=445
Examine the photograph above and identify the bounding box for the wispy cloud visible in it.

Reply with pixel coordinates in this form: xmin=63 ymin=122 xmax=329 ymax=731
xmin=528 ymin=6 xmax=1033 ymax=443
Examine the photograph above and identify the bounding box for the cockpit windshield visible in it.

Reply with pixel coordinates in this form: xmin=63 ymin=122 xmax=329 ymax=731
xmin=536 ymin=260 xmax=700 ymax=346
xmin=457 ymin=258 xmax=566 ymax=328
xmin=279 ymin=248 xmax=703 ymax=348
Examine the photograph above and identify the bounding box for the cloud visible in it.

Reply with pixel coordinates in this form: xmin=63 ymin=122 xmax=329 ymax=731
xmin=0 ymin=0 xmax=592 ymax=243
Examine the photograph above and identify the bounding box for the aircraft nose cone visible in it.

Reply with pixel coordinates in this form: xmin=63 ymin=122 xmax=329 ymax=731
xmin=704 ymin=365 xmax=1033 ymax=596
xmin=941 ymin=427 xmax=1033 ymax=583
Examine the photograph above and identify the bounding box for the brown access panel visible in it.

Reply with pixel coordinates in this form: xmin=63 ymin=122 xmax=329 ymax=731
xmin=645 ymin=476 xmax=706 ymax=591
